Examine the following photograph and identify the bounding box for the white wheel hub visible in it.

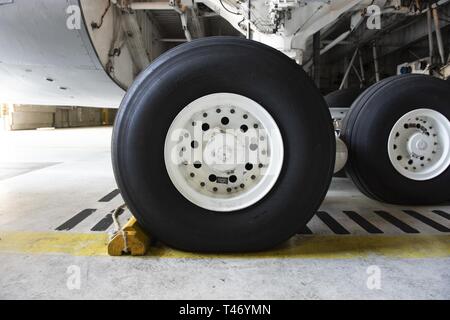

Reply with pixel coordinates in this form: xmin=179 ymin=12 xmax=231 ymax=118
xmin=203 ymin=132 xmax=246 ymax=171
xmin=164 ymin=93 xmax=284 ymax=212
xmin=388 ymin=108 xmax=450 ymax=181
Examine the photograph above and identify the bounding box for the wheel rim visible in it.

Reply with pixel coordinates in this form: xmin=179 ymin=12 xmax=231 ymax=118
xmin=388 ymin=108 xmax=450 ymax=181
xmin=164 ymin=93 xmax=284 ymax=212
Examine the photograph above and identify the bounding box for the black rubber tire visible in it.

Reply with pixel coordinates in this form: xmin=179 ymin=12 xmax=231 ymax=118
xmin=341 ymin=74 xmax=450 ymax=205
xmin=324 ymin=88 xmax=365 ymax=109
xmin=112 ymin=37 xmax=335 ymax=252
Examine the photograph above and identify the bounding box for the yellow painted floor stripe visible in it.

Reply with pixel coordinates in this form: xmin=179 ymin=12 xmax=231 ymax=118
xmin=0 ymin=232 xmax=109 ymax=256
xmin=0 ymin=232 xmax=449 ymax=259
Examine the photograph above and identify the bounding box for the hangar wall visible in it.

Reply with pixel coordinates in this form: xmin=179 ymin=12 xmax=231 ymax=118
xmin=0 ymin=104 xmax=117 ymax=131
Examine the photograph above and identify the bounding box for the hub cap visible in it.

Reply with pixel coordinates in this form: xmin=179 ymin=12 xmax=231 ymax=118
xmin=388 ymin=108 xmax=450 ymax=181
xmin=164 ymin=93 xmax=284 ymax=212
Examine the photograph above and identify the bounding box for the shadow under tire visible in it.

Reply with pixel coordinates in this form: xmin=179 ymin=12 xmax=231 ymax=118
xmin=112 ymin=37 xmax=335 ymax=252
xmin=341 ymin=74 xmax=450 ymax=205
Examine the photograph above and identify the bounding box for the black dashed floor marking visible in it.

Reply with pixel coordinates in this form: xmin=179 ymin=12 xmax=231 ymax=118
xmin=57 ymin=188 xmax=450 ymax=236
xmin=90 ymin=214 xmax=114 ymax=232
xmin=90 ymin=209 xmax=125 ymax=232
xmin=316 ymin=211 xmax=350 ymax=235
xmin=55 ymin=209 xmax=96 ymax=231
xmin=98 ymin=189 xmax=120 ymax=202
xmin=343 ymin=211 xmax=383 ymax=234
xmin=374 ymin=211 xmax=420 ymax=234
xmin=432 ymin=210 xmax=450 ymax=221
xmin=298 ymin=226 xmax=313 ymax=235
xmin=403 ymin=210 xmax=450 ymax=232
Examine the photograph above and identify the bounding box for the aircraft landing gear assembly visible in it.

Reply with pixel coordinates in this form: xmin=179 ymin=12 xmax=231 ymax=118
xmin=112 ymin=38 xmax=450 ymax=252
